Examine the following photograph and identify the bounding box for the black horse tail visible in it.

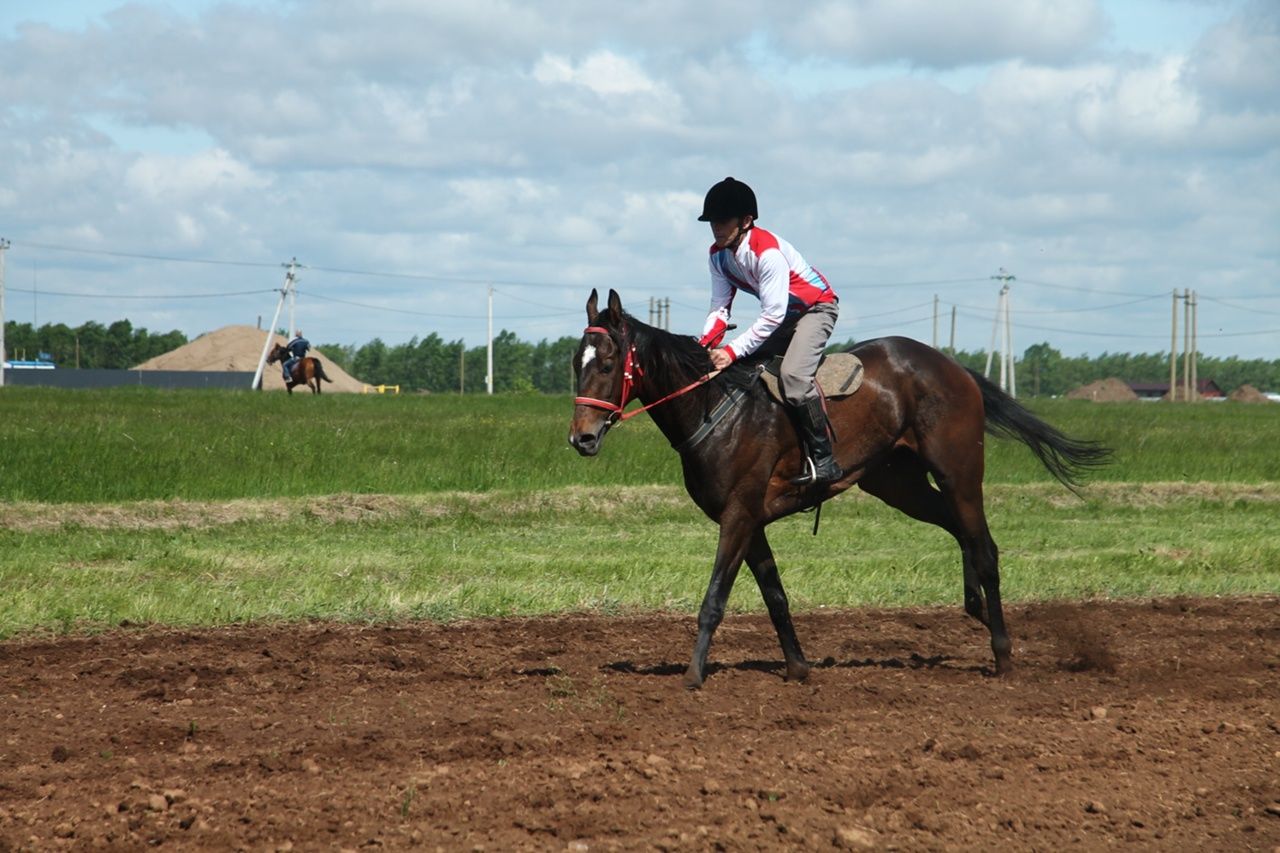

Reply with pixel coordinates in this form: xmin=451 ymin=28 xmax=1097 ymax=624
xmin=967 ymin=368 xmax=1111 ymax=492
xmin=315 ymin=359 xmax=333 ymax=383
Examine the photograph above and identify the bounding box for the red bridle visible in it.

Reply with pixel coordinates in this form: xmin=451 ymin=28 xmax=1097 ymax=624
xmin=574 ymin=325 xmax=641 ymax=419
xmin=574 ymin=325 xmax=719 ymax=423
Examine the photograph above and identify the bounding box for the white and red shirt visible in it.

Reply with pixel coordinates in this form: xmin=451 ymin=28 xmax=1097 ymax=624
xmin=699 ymin=227 xmax=836 ymax=362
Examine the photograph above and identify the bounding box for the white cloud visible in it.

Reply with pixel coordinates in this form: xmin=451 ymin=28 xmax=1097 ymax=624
xmin=1074 ymin=58 xmax=1201 ymax=147
xmin=1186 ymin=1 xmax=1280 ymax=112
xmin=124 ymin=149 xmax=265 ymax=200
xmin=534 ymin=51 xmax=658 ymax=96
xmin=787 ymin=0 xmax=1107 ymax=67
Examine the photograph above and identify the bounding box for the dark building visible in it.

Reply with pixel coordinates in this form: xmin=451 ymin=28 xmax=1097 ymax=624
xmin=1128 ymin=380 xmax=1225 ymax=400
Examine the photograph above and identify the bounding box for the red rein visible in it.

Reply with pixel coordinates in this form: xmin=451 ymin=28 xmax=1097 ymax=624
xmin=574 ymin=325 xmax=719 ymax=423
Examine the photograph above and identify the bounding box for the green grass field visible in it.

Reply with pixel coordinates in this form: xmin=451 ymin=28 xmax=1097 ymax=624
xmin=1 ymin=387 xmax=1277 ymax=638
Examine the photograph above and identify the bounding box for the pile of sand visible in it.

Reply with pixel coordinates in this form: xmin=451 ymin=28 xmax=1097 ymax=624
xmin=133 ymin=325 xmax=367 ymax=393
xmin=1065 ymin=378 xmax=1139 ymax=402
xmin=1228 ymin=384 xmax=1270 ymax=403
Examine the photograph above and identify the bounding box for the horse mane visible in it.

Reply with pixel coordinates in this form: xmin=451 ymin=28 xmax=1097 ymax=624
xmin=622 ymin=313 xmax=715 ymax=387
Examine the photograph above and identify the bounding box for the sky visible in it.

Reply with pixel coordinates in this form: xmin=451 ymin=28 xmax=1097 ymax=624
xmin=1 ymin=0 xmax=1278 ymax=362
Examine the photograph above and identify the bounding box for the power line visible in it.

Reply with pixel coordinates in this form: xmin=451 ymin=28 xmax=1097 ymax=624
xmin=13 ymin=238 xmax=611 ymax=292
xmin=1198 ymin=295 xmax=1280 ymax=315
xmin=951 ymin=305 xmax=1278 ymax=339
xmin=12 ymin=240 xmax=280 ymax=269
xmin=303 ymin=290 xmax=578 ymax=321
xmin=1016 ymin=277 xmax=1159 ymax=298
xmin=306 ymin=264 xmax=572 ymax=290
xmin=839 ymin=277 xmax=989 ymax=289
xmin=4 ymin=285 xmax=277 ymax=299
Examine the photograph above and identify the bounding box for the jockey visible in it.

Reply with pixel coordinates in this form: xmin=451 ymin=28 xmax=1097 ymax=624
xmin=696 ymin=177 xmax=843 ymax=486
xmin=283 ymin=330 xmax=310 ymax=381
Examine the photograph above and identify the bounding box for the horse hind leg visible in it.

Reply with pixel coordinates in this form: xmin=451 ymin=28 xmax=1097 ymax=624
xmin=858 ymin=449 xmax=1012 ymax=674
xmin=938 ymin=475 xmax=1012 ymax=675
xmin=745 ymin=527 xmax=809 ymax=682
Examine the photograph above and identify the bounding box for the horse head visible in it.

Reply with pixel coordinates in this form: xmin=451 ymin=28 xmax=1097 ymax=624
xmin=569 ymin=288 xmax=631 ymax=457
xmin=266 ymin=343 xmax=283 ymax=364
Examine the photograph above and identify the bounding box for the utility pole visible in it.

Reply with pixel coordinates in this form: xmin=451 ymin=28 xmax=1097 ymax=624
xmin=1182 ymin=289 xmax=1192 ymax=402
xmin=287 ymin=257 xmax=298 ymax=338
xmin=0 ymin=237 xmax=8 ymax=387
xmin=932 ymin=294 xmax=939 ymax=349
xmin=1182 ymin=287 xmax=1192 ymax=401
xmin=1005 ymin=283 xmax=1016 ymax=398
xmin=985 ymin=268 xmax=1016 ymax=395
xmin=649 ymin=297 xmax=671 ymax=330
xmin=252 ymin=259 xmax=300 ymax=390
xmin=1169 ymin=289 xmax=1178 ymax=402
xmin=485 ymin=286 xmax=494 ymax=395
xmin=949 ymin=304 xmax=956 ymax=355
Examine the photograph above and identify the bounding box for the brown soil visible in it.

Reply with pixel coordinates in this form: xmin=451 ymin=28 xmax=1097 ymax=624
xmin=1065 ymin=378 xmax=1139 ymax=402
xmin=1230 ymin=384 xmax=1271 ymax=403
xmin=2 ymin=598 xmax=1278 ymax=850
xmin=133 ymin=325 xmax=367 ymax=393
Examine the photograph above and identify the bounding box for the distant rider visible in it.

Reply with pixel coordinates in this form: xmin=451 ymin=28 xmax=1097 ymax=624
xmin=283 ymin=330 xmax=310 ymax=381
xmin=696 ymin=177 xmax=843 ymax=486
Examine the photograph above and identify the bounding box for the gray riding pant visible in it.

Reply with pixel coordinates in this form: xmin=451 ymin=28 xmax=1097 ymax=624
xmin=780 ymin=301 xmax=839 ymax=405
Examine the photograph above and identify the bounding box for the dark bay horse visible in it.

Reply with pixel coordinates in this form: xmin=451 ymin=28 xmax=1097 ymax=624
xmin=266 ymin=343 xmax=333 ymax=394
xmin=569 ymin=289 xmax=1109 ymax=689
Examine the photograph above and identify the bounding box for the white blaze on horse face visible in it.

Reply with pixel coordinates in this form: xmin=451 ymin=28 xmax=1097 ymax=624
xmin=581 ymin=344 xmax=597 ymax=371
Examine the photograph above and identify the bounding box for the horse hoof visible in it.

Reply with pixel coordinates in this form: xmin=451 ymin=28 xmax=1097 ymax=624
xmin=682 ymin=669 xmax=704 ymax=691
xmin=994 ymin=657 xmax=1014 ymax=676
xmin=785 ymin=661 xmax=810 ymax=682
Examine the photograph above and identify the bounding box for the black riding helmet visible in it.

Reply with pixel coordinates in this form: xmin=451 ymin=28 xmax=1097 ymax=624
xmin=697 ymin=177 xmax=758 ymax=222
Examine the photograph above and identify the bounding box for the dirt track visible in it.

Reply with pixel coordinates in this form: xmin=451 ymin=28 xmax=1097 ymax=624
xmin=2 ymin=598 xmax=1277 ymax=851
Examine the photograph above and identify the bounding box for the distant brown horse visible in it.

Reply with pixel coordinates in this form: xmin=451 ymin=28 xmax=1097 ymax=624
xmin=569 ymin=289 xmax=1109 ymax=689
xmin=266 ymin=343 xmax=332 ymax=394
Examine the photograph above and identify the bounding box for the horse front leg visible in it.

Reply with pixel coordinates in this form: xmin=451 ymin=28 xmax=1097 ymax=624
xmin=745 ymin=527 xmax=809 ymax=682
xmin=684 ymin=516 xmax=752 ymax=690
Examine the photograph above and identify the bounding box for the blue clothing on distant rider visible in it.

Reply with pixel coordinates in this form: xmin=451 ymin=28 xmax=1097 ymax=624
xmin=283 ymin=333 xmax=310 ymax=381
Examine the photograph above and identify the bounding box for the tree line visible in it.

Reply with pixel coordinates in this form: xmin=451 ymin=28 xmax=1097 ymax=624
xmin=316 ymin=331 xmax=578 ymax=394
xmin=945 ymin=342 xmax=1280 ymax=398
xmin=3 ymin=320 xmax=187 ymax=369
xmin=320 ymin=334 xmax=1280 ymax=397
xmin=5 ymin=319 xmax=1277 ymax=395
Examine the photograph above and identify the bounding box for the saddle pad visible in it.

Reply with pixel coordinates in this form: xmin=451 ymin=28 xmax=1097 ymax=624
xmin=760 ymin=353 xmax=864 ymax=404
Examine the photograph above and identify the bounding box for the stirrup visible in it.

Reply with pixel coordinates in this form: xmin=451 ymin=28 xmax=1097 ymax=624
xmin=790 ymin=457 xmax=818 ymax=486
xmin=791 ymin=456 xmax=843 ymax=487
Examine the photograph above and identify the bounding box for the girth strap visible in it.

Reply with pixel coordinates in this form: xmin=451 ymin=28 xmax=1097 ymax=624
xmin=672 ymin=384 xmax=748 ymax=454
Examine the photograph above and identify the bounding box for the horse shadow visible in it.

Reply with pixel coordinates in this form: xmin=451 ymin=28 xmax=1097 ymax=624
xmin=599 ymin=653 xmax=991 ymax=680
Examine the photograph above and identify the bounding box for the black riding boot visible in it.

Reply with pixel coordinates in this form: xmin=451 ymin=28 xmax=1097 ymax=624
xmin=790 ymin=397 xmax=844 ymax=486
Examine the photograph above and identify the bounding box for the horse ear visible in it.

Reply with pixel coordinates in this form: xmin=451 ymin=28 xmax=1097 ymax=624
xmin=607 ymin=289 xmax=624 ymax=327
xmin=586 ymin=288 xmax=599 ymax=324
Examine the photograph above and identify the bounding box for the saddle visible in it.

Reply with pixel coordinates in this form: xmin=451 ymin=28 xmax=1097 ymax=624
xmin=675 ymin=352 xmax=863 ymax=454
xmin=758 ymin=353 xmax=864 ymax=404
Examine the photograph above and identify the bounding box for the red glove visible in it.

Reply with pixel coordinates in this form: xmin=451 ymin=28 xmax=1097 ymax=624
xmin=698 ymin=318 xmax=728 ymax=349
